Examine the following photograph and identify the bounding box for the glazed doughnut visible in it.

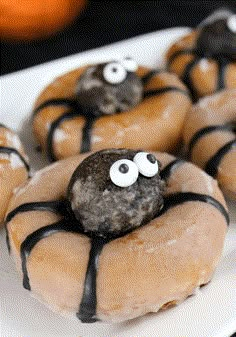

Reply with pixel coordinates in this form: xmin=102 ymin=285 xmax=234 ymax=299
xmin=166 ymin=10 xmax=236 ymax=100
xmin=5 ymin=149 xmax=228 ymax=323
xmin=0 ymin=124 xmax=29 ymax=222
xmin=183 ymin=89 xmax=236 ymax=200
xmin=32 ymin=58 xmax=191 ymax=162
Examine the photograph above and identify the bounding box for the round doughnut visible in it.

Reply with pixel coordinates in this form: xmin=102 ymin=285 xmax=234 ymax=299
xmin=5 ymin=149 xmax=228 ymax=323
xmin=183 ymin=89 xmax=236 ymax=200
xmin=166 ymin=11 xmax=236 ymax=100
xmin=0 ymin=124 xmax=29 ymax=222
xmin=32 ymin=59 xmax=191 ymax=162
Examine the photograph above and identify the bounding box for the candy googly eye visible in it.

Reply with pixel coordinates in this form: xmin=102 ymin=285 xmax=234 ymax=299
xmin=103 ymin=62 xmax=127 ymax=84
xmin=227 ymin=15 xmax=236 ymax=33
xmin=109 ymin=159 xmax=139 ymax=187
xmin=121 ymin=57 xmax=138 ymax=72
xmin=133 ymin=152 xmax=159 ymax=177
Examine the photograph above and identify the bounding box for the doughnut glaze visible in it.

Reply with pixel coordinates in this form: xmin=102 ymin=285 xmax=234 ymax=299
xmin=0 ymin=124 xmax=29 ymax=222
xmin=183 ymin=89 xmax=236 ymax=199
xmin=5 ymin=150 xmax=228 ymax=322
xmin=32 ymin=62 xmax=191 ymax=162
xmin=166 ymin=12 xmax=236 ymax=100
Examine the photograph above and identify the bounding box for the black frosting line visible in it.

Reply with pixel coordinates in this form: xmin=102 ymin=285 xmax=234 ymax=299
xmin=168 ymin=44 xmax=233 ymax=100
xmin=33 ymin=74 xmax=190 ymax=160
xmin=77 ymin=236 xmax=108 ymax=323
xmin=143 ymin=86 xmax=189 ymax=99
xmin=78 ymin=190 xmax=229 ymax=323
xmin=46 ymin=88 xmax=190 ymax=160
xmin=205 ymin=140 xmax=236 ymax=178
xmin=168 ymin=46 xmax=232 ymax=99
xmin=167 ymin=48 xmax=196 ymax=68
xmin=161 ymin=192 xmax=229 ymax=225
xmin=6 ymin=200 xmax=67 ymax=223
xmin=141 ymin=69 xmax=166 ymax=85
xmin=6 ymin=154 xmax=187 ymax=255
xmin=33 ymin=98 xmax=78 ymax=117
xmin=5 ymin=200 xmax=68 ymax=254
xmin=80 ymin=117 xmax=96 ymax=154
xmin=20 ymin=219 xmax=80 ymax=290
xmin=0 ymin=146 xmax=30 ymax=172
xmin=160 ymin=159 xmax=185 ymax=181
xmin=188 ymin=124 xmax=236 ymax=156
xmin=47 ymin=111 xmax=78 ymax=162
xmin=0 ymin=123 xmax=9 ymax=129
xmin=181 ymin=56 xmax=200 ymax=101
xmin=6 ymin=189 xmax=229 ymax=322
xmin=216 ymin=58 xmax=229 ymax=91
xmin=32 ymin=98 xmax=96 ymax=159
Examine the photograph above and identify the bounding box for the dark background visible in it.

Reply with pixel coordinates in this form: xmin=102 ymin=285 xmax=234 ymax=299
xmin=1 ymin=0 xmax=236 ymax=75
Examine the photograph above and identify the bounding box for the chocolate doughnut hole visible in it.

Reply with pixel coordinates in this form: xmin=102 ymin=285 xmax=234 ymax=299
xmin=67 ymin=149 xmax=164 ymax=237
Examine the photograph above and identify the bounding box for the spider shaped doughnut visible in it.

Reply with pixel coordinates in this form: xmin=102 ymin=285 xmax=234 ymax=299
xmin=166 ymin=11 xmax=236 ymax=100
xmin=5 ymin=149 xmax=228 ymax=323
xmin=32 ymin=58 xmax=191 ymax=162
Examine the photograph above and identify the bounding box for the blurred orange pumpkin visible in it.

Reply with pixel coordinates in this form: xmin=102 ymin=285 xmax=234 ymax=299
xmin=0 ymin=0 xmax=86 ymax=41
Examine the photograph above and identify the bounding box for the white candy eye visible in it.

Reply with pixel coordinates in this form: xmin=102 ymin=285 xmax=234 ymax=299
xmin=121 ymin=57 xmax=138 ymax=72
xmin=227 ymin=15 xmax=236 ymax=33
xmin=133 ymin=152 xmax=159 ymax=177
xmin=103 ymin=62 xmax=127 ymax=84
xmin=109 ymin=159 xmax=139 ymax=187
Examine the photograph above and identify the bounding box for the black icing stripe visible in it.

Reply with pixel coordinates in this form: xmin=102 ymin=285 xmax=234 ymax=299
xmin=160 ymin=159 xmax=184 ymax=181
xmin=47 ymin=111 xmax=93 ymax=162
xmin=6 ymin=189 xmax=229 ymax=322
xmin=181 ymin=56 xmax=200 ymax=101
xmin=4 ymin=153 xmax=229 ymax=323
xmin=168 ymin=49 xmax=230 ymax=99
xmin=161 ymin=192 xmax=229 ymax=225
xmin=80 ymin=117 xmax=96 ymax=154
xmin=47 ymin=108 xmax=96 ymax=161
xmin=0 ymin=146 xmax=30 ymax=172
xmin=47 ymin=111 xmax=78 ymax=162
xmin=141 ymin=69 xmax=165 ymax=85
xmin=6 ymin=199 xmax=110 ymax=322
xmin=0 ymin=123 xmax=8 ymax=129
xmin=205 ymin=140 xmax=236 ymax=178
xmin=5 ymin=200 xmax=68 ymax=253
xmin=6 ymin=200 xmax=66 ymax=223
xmin=34 ymin=76 xmax=190 ymax=160
xmin=33 ymin=98 xmax=78 ymax=117
xmin=20 ymin=219 xmax=80 ymax=290
xmin=33 ymin=98 xmax=96 ymax=159
xmin=167 ymin=49 xmax=196 ymax=68
xmin=216 ymin=58 xmax=231 ymax=92
xmin=79 ymin=190 xmax=229 ymax=322
xmin=77 ymin=236 xmax=108 ymax=323
xmin=143 ymin=86 xmax=189 ymax=99
xmin=188 ymin=124 xmax=236 ymax=155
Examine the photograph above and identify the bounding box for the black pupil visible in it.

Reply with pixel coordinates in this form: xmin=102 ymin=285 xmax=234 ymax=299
xmin=112 ymin=67 xmax=118 ymax=73
xmin=119 ymin=163 xmax=129 ymax=173
xmin=147 ymin=154 xmax=156 ymax=164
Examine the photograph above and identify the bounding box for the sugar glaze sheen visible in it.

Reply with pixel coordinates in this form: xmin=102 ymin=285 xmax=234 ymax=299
xmin=5 ymin=149 xmax=229 ymax=323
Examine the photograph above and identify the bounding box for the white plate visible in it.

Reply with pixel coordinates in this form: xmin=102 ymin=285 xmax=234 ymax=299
xmin=0 ymin=28 xmax=236 ymax=337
